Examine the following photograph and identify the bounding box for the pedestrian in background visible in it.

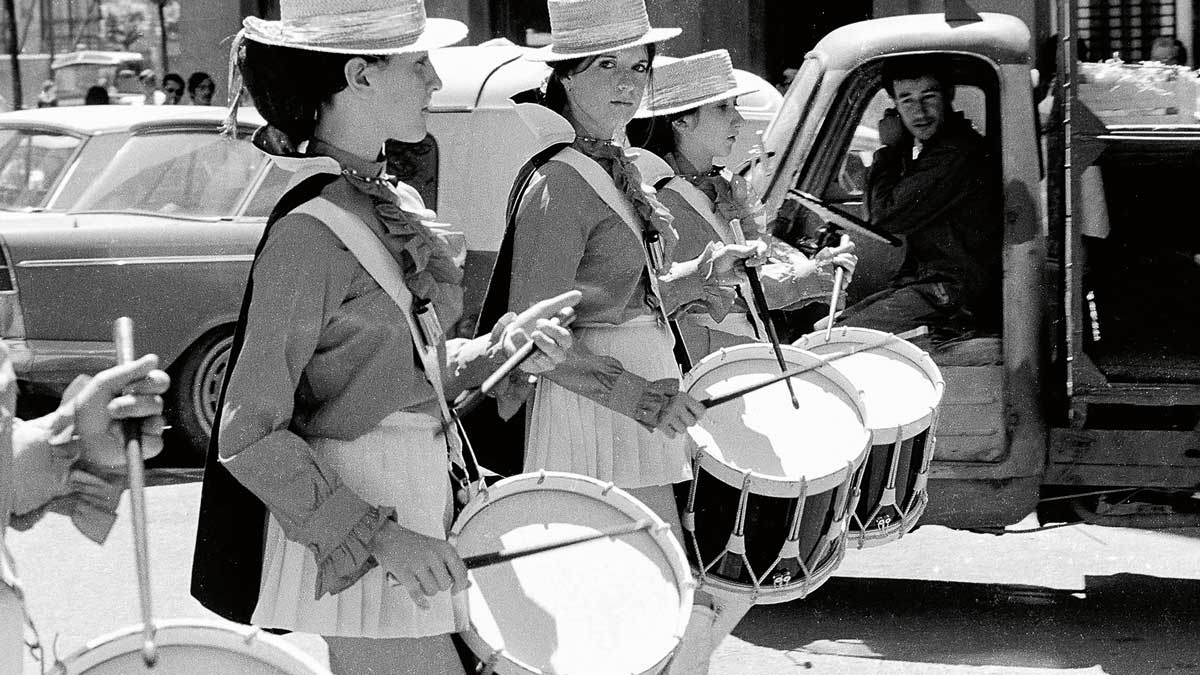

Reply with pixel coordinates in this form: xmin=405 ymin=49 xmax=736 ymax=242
xmin=138 ymin=69 xmax=166 ymax=105
xmin=163 ymin=73 xmax=186 ymax=105
xmin=187 ymin=71 xmax=216 ymax=105
xmin=84 ymin=86 xmax=109 ymax=105
xmin=1 ymin=344 xmax=169 ymax=674
xmin=36 ymin=80 xmax=57 ymax=108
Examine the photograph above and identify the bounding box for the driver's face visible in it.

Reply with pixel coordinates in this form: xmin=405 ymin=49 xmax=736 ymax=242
xmin=892 ymin=75 xmax=945 ymax=142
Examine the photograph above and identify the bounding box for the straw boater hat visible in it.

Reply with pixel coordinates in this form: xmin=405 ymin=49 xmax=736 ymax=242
xmin=634 ymin=49 xmax=760 ymax=118
xmin=240 ymin=0 xmax=466 ymax=54
xmin=527 ymin=0 xmax=681 ymax=62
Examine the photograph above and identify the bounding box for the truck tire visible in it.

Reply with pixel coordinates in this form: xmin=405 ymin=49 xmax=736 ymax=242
xmin=166 ymin=327 xmax=233 ymax=462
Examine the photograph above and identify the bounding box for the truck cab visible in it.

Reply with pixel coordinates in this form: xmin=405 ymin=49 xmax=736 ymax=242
xmin=755 ymin=7 xmax=1200 ymax=530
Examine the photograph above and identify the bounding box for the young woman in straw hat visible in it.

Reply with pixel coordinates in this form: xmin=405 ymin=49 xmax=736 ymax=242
xmin=629 ymin=49 xmax=858 ymax=359
xmin=189 ymin=1 xmax=578 ymax=672
xmin=477 ymin=1 xmax=764 ymax=672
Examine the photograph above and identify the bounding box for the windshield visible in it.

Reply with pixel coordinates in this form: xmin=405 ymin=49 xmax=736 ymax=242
xmin=74 ymin=132 xmax=267 ymax=218
xmin=0 ymin=129 xmax=83 ymax=210
xmin=757 ymin=57 xmax=823 ymax=200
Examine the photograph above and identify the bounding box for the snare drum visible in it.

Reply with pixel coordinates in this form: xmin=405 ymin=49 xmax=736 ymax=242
xmin=49 ymin=619 xmax=330 ymax=674
xmin=793 ymin=327 xmax=944 ymax=548
xmin=449 ymin=472 xmax=694 ymax=675
xmin=679 ymin=343 xmax=870 ymax=603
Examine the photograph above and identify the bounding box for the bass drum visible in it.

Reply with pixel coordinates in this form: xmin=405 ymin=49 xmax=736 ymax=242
xmin=50 ymin=619 xmax=330 ymax=674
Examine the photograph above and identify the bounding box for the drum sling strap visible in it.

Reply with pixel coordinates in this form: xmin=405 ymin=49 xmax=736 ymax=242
xmin=662 ymin=177 xmax=766 ymax=340
xmin=289 ymin=198 xmax=489 ymax=493
xmin=192 ymin=173 xmax=339 ymax=625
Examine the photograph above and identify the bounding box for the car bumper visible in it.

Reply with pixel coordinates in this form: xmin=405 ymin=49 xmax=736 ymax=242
xmin=3 ymin=338 xmax=117 ymax=392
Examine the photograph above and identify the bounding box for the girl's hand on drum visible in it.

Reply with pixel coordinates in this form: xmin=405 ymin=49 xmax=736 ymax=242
xmin=371 ymin=520 xmax=469 ymax=609
xmin=656 ymin=391 xmax=706 ymax=439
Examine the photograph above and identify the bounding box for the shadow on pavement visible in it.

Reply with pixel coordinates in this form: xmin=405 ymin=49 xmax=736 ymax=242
xmin=735 ymin=573 xmax=1200 ymax=673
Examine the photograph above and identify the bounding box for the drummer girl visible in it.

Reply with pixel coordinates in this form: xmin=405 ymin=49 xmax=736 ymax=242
xmin=478 ymin=0 xmax=762 ymax=672
xmin=189 ymin=0 xmax=577 ymax=672
xmin=628 ymin=49 xmax=858 ymax=358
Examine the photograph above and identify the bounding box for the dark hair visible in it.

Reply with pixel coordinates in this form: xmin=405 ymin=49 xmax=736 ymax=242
xmin=541 ymin=43 xmax=657 ymax=115
xmin=186 ymin=71 xmax=214 ymax=95
xmin=239 ymin=41 xmax=387 ymax=146
xmin=880 ymin=54 xmax=952 ymax=98
xmin=626 ymin=109 xmax=689 ymax=158
xmin=164 ymin=73 xmax=185 ymax=90
xmin=85 ymin=86 xmax=110 ymax=105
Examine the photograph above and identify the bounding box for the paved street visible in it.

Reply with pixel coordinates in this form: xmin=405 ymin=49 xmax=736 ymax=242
xmin=10 ymin=478 xmax=1200 ymax=674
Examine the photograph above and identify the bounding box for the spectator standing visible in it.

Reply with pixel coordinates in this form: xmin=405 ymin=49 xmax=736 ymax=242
xmin=36 ymin=80 xmax=57 ymax=108
xmin=187 ymin=71 xmax=216 ymax=105
xmin=84 ymin=86 xmax=110 ymax=105
xmin=163 ymin=73 xmax=185 ymax=104
xmin=138 ymin=69 xmax=166 ymax=105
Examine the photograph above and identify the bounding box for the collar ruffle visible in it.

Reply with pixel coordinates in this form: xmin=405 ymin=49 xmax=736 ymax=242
xmin=667 ymin=152 xmax=767 ymax=237
xmin=573 ymin=137 xmax=676 ymax=271
xmin=311 ymin=140 xmax=465 ymax=330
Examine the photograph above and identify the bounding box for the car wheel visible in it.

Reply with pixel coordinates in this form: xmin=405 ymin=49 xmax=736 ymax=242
xmin=166 ymin=328 xmax=233 ymax=462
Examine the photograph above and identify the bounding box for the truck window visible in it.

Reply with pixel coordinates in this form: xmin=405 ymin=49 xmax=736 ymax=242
xmin=827 ymin=85 xmax=989 ymax=202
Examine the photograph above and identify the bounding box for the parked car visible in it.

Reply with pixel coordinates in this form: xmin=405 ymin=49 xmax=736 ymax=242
xmin=0 ymin=45 xmax=781 ymax=461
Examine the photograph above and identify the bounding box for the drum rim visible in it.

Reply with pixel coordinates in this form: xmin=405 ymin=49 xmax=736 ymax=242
xmin=794 ymin=326 xmax=945 ymax=442
xmin=448 ymin=471 xmax=695 ymax=674
xmin=50 ymin=618 xmax=331 ymax=673
xmin=683 ymin=343 xmax=871 ymax=493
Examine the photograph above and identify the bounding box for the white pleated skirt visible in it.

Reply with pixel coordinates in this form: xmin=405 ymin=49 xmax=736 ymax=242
xmin=252 ymin=411 xmax=465 ymax=639
xmin=525 ymin=315 xmax=693 ymax=488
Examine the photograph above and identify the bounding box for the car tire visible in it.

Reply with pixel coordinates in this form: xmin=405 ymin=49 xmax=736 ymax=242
xmin=166 ymin=327 xmax=234 ymax=463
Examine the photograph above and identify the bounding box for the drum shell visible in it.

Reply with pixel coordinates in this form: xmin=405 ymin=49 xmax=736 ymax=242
xmin=679 ymin=344 xmax=871 ymax=603
xmin=448 ymin=472 xmax=694 ymax=675
xmin=793 ymin=327 xmax=945 ymax=547
xmin=50 ymin=619 xmax=331 ymax=674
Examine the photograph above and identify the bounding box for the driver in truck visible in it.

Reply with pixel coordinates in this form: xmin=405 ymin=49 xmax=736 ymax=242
xmin=819 ymin=54 xmax=1003 ymax=343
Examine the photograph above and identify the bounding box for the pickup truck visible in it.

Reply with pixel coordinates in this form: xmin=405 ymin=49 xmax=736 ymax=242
xmin=754 ymin=4 xmax=1200 ymax=530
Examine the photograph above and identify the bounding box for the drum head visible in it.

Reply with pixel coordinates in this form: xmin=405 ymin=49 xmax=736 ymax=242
xmin=683 ymin=343 xmax=869 ymax=497
xmin=449 ymin=472 xmax=693 ymax=675
xmin=52 ymin=620 xmax=330 ymax=674
xmin=794 ymin=327 xmax=944 ymax=442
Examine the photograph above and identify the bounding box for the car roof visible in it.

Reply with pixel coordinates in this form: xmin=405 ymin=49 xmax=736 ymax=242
xmin=0 ymin=105 xmax=267 ymax=136
xmin=51 ymin=51 xmax=144 ymax=69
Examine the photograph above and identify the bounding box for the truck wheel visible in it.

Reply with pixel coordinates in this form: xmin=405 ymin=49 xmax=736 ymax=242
xmin=166 ymin=328 xmax=234 ymax=463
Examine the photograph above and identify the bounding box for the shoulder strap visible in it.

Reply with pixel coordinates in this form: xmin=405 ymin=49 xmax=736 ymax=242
xmin=663 ymin=177 xmax=734 ymax=244
xmin=661 ymin=178 xmax=767 ymax=340
xmin=551 ymin=147 xmax=669 ymax=323
xmin=291 ymin=198 xmax=457 ymax=427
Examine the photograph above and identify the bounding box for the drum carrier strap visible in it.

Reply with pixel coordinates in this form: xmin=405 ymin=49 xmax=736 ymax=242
xmin=291 ymin=198 xmax=488 ymax=497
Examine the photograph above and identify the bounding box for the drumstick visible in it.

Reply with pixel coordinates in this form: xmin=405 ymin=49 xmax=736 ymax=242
xmin=823 ymin=234 xmax=849 ymax=341
xmin=462 ymin=520 xmax=653 ymax=570
xmin=824 ymin=267 xmax=844 ymax=341
xmin=113 ymin=318 xmax=158 ymax=667
xmin=701 ymin=326 xmax=928 ymax=409
xmin=453 ymin=311 xmax=575 ymax=417
xmin=728 ymin=223 xmax=798 ymax=409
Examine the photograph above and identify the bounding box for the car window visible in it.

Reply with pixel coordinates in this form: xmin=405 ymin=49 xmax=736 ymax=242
xmin=0 ymin=129 xmax=83 ymax=210
xmin=75 ymin=132 xmax=267 ymax=217
xmin=243 ymin=162 xmax=295 ymax=218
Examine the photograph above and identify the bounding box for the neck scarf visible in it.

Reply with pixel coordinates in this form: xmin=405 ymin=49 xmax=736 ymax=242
xmin=667 ymin=152 xmax=767 ymax=238
xmin=573 ymin=137 xmax=676 ymax=273
xmin=309 ymin=139 xmax=464 ymax=329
